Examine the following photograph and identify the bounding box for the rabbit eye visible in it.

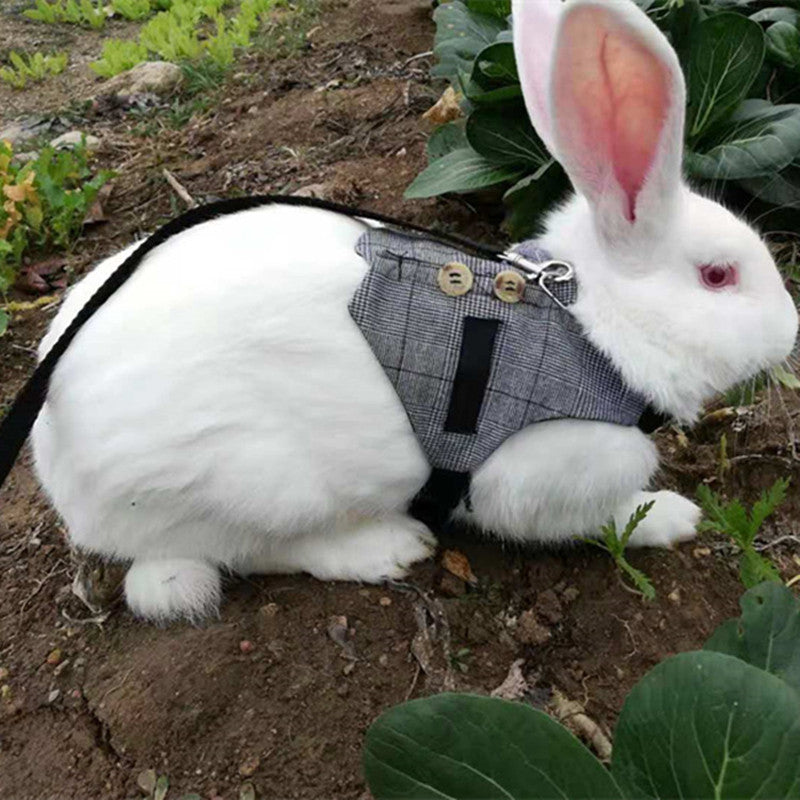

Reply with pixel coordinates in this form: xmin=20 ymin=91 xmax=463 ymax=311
xmin=700 ymin=264 xmax=737 ymax=290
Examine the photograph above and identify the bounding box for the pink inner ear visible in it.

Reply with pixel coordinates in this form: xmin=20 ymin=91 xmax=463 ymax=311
xmin=554 ymin=9 xmax=670 ymax=222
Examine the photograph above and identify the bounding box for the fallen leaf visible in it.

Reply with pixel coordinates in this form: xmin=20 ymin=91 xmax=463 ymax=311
xmin=422 ymin=86 xmax=463 ymax=125
xmin=491 ymin=659 xmax=528 ymax=701
xmin=441 ymin=549 xmax=478 ymax=586
xmin=14 ymin=256 xmax=67 ymax=295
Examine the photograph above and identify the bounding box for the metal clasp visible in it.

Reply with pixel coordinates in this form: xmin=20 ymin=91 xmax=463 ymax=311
xmin=499 ymin=251 xmax=574 ymax=309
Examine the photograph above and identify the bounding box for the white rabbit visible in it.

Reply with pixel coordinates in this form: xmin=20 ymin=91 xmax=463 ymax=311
xmin=30 ymin=0 xmax=797 ymax=621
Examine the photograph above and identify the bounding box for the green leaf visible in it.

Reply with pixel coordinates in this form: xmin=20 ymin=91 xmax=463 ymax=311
xmin=471 ymin=42 xmax=517 ymax=86
xmin=686 ymin=13 xmax=766 ymax=139
xmin=686 ymin=101 xmax=800 ymax=179
xmin=427 ymin=122 xmax=468 ymax=161
xmin=502 ymin=160 xmax=569 ymax=239
xmin=612 ymin=650 xmax=800 ymax=800
xmin=739 ymin=158 xmax=800 ymax=206
xmin=154 ymin=775 xmax=169 ymax=800
xmin=0 ymin=308 xmax=8 ymax=337
xmin=432 ymin=1 xmax=506 ymax=85
xmin=766 ymin=20 xmax=800 ymax=71
xmin=705 ymin=581 xmax=800 ymax=694
xmin=772 ymin=364 xmax=800 ymax=389
xmin=364 ymin=693 xmax=622 ymax=800
xmin=740 ymin=548 xmax=782 ymax=588
xmin=751 ymin=7 xmax=800 ymax=25
xmin=404 ymin=147 xmax=523 ymax=198
xmin=461 ymin=78 xmax=522 ymax=106
xmin=750 ymin=477 xmax=790 ymax=533
xmin=465 ymin=0 xmax=510 ymax=19
xmin=618 ymin=559 xmax=657 ymax=601
xmin=466 ymin=106 xmax=548 ymax=166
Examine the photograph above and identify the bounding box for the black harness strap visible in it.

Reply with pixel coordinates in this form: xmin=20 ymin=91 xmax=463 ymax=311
xmin=0 ymin=195 xmax=509 ymax=489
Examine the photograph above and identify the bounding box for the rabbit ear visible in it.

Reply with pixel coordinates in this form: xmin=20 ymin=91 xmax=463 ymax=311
xmin=549 ymin=0 xmax=686 ymax=239
xmin=512 ymin=0 xmax=563 ymax=155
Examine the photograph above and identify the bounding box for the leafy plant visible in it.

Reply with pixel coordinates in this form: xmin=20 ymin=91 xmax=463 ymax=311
xmin=25 ymin=0 xmax=107 ymax=29
xmin=0 ymin=51 xmax=68 ymax=90
xmin=90 ymin=0 xmax=280 ymax=76
xmin=0 ymin=140 xmax=114 ymax=334
xmin=364 ymin=582 xmax=800 ymax=800
xmin=110 ymin=0 xmax=160 ymax=21
xmin=89 ymin=40 xmax=149 ymax=78
xmin=582 ymin=502 xmax=657 ymax=600
xmin=697 ymin=478 xmax=789 ymax=588
xmin=414 ymin=0 xmax=800 ymax=238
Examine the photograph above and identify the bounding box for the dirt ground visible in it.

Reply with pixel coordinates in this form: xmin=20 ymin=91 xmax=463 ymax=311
xmin=1 ymin=1 xmax=799 ymax=798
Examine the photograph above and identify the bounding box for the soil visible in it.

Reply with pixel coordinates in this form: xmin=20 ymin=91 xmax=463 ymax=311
xmin=1 ymin=1 xmax=799 ymax=799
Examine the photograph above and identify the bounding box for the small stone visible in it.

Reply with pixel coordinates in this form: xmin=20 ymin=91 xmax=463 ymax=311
xmin=46 ymin=648 xmax=62 ymax=666
xmin=378 ymin=654 xmax=389 ymax=667
xmin=379 ymin=596 xmax=392 ymax=607
xmin=101 ymin=61 xmax=183 ymax=97
xmin=238 ymin=755 xmax=260 ymax=777
xmin=71 ymin=689 xmax=82 ymax=699
xmin=336 ymin=682 xmax=349 ymax=697
xmin=137 ymin=769 xmax=157 ymax=795
xmin=50 ymin=131 xmax=100 ymax=150
xmin=239 ymin=640 xmax=254 ymax=654
xmin=53 ymin=659 xmax=71 ymax=677
xmin=693 ymin=547 xmax=711 ymax=558
xmin=47 ymin=689 xmax=61 ymax=704
xmin=291 ymin=182 xmax=330 ymax=199
xmin=534 ymin=589 xmax=563 ymax=625
xmin=668 ymin=589 xmax=681 ymax=604
xmin=560 ymin=586 xmax=580 ymax=604
xmin=11 ymin=150 xmax=38 ymax=166
xmin=514 ymin=610 xmax=552 ymax=646
xmin=240 ymin=782 xmax=256 ymax=800
xmin=342 ymin=661 xmax=355 ymax=676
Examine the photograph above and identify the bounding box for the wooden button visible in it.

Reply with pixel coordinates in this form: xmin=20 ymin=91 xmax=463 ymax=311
xmin=437 ymin=262 xmax=473 ymax=297
xmin=493 ymin=270 xmax=526 ymax=303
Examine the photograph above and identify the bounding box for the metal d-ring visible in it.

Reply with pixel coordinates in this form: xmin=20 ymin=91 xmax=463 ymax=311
xmin=499 ymin=251 xmax=574 ymax=310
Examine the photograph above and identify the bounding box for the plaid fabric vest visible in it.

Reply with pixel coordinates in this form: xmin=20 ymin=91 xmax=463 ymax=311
xmin=349 ymin=228 xmax=658 ymax=527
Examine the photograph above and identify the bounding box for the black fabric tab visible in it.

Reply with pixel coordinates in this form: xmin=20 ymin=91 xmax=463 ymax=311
xmin=638 ymin=405 xmax=670 ymax=434
xmin=444 ymin=317 xmax=500 ymax=434
xmin=409 ymin=468 xmax=471 ymax=532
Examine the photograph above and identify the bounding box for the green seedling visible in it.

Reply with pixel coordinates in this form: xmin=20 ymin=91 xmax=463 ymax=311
xmin=0 ymin=51 xmax=68 ymax=89
xmin=25 ymin=0 xmax=107 ymax=29
xmin=583 ymin=502 xmax=657 ymax=600
xmin=90 ymin=39 xmax=149 ymax=78
xmin=697 ymin=478 xmax=789 ymax=588
xmin=110 ymin=0 xmax=156 ymax=20
xmin=0 ymin=140 xmax=114 ymax=334
xmin=449 ymin=647 xmax=472 ymax=673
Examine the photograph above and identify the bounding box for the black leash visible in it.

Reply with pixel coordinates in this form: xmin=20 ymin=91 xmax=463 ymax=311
xmin=0 ymin=195 xmax=512 ymax=491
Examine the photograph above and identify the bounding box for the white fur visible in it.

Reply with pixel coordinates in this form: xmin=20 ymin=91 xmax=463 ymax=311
xmin=124 ymin=558 xmax=221 ymax=623
xmin=31 ymin=0 xmax=798 ymax=621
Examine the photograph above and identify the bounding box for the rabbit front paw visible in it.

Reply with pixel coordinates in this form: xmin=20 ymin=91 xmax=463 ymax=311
xmin=617 ymin=490 xmax=700 ymax=549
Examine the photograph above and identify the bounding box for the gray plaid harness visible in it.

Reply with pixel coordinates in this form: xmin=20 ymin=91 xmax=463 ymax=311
xmin=350 ymin=227 xmax=660 ymax=528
